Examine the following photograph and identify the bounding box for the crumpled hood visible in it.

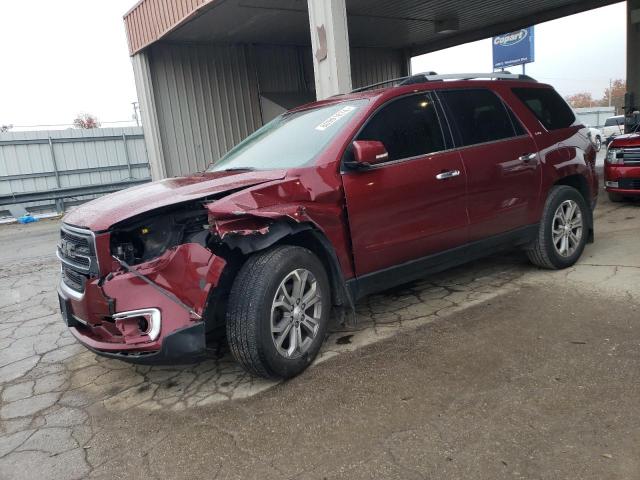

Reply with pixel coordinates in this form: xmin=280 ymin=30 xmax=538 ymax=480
xmin=63 ymin=170 xmax=288 ymax=231
xmin=609 ymin=133 xmax=640 ymax=148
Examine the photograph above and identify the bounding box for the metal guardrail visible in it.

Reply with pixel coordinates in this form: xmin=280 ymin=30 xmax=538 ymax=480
xmin=0 ymin=179 xmax=150 ymax=207
xmin=0 ymin=128 xmax=151 ymax=215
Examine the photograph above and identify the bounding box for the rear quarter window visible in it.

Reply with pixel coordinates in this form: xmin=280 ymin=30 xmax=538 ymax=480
xmin=512 ymin=87 xmax=576 ymax=130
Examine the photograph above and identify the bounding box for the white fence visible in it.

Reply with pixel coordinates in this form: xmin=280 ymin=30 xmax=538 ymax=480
xmin=0 ymin=127 xmax=151 ymax=215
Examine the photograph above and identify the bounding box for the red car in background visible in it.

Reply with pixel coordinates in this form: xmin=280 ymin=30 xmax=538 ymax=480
xmin=57 ymin=72 xmax=598 ymax=379
xmin=605 ymin=129 xmax=640 ymax=202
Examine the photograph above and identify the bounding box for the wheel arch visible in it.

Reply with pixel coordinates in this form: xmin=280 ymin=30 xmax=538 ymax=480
xmin=202 ymin=220 xmax=354 ymax=335
xmin=552 ymin=174 xmax=594 ymax=243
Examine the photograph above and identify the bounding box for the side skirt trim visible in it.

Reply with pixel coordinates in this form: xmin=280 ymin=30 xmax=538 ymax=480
xmin=346 ymin=224 xmax=538 ymax=300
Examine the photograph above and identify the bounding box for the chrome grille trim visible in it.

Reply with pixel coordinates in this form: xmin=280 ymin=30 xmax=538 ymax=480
xmin=57 ymin=224 xmax=99 ymax=294
xmin=622 ymin=147 xmax=640 ymax=164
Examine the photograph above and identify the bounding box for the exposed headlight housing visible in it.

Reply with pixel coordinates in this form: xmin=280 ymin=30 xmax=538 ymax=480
xmin=606 ymin=148 xmax=623 ymax=164
xmin=110 ymin=206 xmax=209 ymax=266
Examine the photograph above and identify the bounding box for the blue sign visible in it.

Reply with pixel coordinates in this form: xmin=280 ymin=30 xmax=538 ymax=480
xmin=493 ymin=27 xmax=535 ymax=69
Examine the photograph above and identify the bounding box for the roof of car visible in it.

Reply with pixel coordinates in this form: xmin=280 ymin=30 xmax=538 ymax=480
xmin=288 ymin=73 xmax=547 ymax=114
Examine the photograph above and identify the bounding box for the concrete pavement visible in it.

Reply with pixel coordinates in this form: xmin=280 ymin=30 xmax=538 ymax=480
xmin=0 ymin=191 xmax=638 ymax=479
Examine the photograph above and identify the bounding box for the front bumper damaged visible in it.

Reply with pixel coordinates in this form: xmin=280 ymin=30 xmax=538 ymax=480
xmin=58 ymin=242 xmax=226 ymax=365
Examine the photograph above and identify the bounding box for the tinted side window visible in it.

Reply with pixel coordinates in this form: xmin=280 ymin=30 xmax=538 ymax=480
xmin=604 ymin=118 xmax=617 ymax=127
xmin=357 ymin=94 xmax=445 ymax=161
xmin=439 ymin=89 xmax=519 ymax=146
xmin=512 ymin=87 xmax=576 ymax=130
xmin=507 ymin=106 xmax=526 ymax=136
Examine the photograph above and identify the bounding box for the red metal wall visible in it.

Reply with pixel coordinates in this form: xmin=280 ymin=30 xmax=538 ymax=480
xmin=124 ymin=0 xmax=213 ymax=55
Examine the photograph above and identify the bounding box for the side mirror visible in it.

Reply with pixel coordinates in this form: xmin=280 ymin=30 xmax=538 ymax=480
xmin=351 ymin=140 xmax=389 ymax=167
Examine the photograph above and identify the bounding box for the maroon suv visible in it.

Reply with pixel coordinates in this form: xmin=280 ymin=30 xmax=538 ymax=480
xmin=604 ymin=128 xmax=640 ymax=201
xmin=57 ymin=73 xmax=598 ymax=379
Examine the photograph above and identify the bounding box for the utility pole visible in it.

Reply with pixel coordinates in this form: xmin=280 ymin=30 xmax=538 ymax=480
xmin=132 ymin=102 xmax=140 ymax=127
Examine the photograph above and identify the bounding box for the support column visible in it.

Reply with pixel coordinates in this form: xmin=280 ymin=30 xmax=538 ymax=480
xmin=131 ymin=51 xmax=167 ymax=180
xmin=307 ymin=0 xmax=352 ymax=100
xmin=626 ymin=0 xmax=640 ymax=132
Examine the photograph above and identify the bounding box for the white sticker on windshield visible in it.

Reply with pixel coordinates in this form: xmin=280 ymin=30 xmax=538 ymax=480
xmin=315 ymin=105 xmax=356 ymax=131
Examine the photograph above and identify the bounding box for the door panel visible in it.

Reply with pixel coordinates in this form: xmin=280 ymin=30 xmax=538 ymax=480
xmin=343 ymin=151 xmax=467 ymax=275
xmin=437 ymin=88 xmax=541 ymax=241
xmin=460 ymin=136 xmax=541 ymax=241
xmin=342 ymin=92 xmax=468 ymax=276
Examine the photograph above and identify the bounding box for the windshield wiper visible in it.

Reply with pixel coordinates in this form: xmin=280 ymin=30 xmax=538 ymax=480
xmin=220 ymin=167 xmax=256 ymax=172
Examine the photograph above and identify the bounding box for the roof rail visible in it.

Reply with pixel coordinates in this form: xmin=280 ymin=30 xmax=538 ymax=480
xmin=409 ymin=72 xmax=537 ymax=82
xmin=350 ymin=71 xmax=536 ymax=93
xmin=350 ymin=72 xmax=438 ymax=93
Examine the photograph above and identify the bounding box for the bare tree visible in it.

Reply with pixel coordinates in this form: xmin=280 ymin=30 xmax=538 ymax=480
xmin=565 ymin=92 xmax=595 ymax=109
xmin=73 ymin=113 xmax=101 ymax=129
xmin=598 ymin=79 xmax=626 ymax=114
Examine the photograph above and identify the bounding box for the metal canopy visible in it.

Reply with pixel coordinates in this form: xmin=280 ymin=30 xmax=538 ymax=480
xmin=125 ymin=0 xmax=621 ymax=55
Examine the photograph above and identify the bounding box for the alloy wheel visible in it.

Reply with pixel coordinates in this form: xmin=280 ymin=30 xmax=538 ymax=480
xmin=552 ymin=199 xmax=583 ymax=257
xmin=270 ymin=268 xmax=323 ymax=359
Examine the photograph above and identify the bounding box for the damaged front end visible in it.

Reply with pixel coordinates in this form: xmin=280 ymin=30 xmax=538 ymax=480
xmin=58 ymin=170 xmax=355 ymax=364
xmin=58 ymin=204 xmax=228 ymax=364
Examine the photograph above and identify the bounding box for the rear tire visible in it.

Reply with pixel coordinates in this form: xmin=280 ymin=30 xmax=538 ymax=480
xmin=226 ymin=245 xmax=330 ymax=379
xmin=608 ymin=192 xmax=624 ymax=203
xmin=527 ymin=185 xmax=589 ymax=270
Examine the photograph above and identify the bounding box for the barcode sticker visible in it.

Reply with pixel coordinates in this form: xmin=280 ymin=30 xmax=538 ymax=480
xmin=315 ymin=105 xmax=356 ymax=131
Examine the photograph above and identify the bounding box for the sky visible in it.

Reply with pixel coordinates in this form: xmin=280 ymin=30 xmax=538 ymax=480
xmin=412 ymin=2 xmax=627 ymax=99
xmin=0 ymin=1 xmax=627 ymax=129
xmin=0 ymin=0 xmax=138 ymax=129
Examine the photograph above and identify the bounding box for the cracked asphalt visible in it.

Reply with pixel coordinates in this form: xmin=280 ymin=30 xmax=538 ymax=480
xmin=1 ymin=188 xmax=639 ymax=479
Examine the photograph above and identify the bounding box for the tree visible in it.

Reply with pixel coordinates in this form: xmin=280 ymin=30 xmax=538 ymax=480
xmin=0 ymin=124 xmax=13 ymax=133
xmin=600 ymin=79 xmax=626 ymax=113
xmin=73 ymin=113 xmax=100 ymax=129
xmin=565 ymin=92 xmax=595 ymax=108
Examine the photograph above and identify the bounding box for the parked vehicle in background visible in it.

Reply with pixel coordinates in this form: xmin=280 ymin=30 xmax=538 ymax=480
xmin=605 ymin=125 xmax=640 ymax=202
xmin=57 ymin=72 xmax=598 ymax=379
xmin=603 ymin=115 xmax=625 ymax=144
xmin=585 ymin=125 xmax=603 ymax=151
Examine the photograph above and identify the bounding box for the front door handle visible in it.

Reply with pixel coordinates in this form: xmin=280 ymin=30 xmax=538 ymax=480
xmin=436 ymin=169 xmax=461 ymax=180
xmin=519 ymin=153 xmax=537 ymax=162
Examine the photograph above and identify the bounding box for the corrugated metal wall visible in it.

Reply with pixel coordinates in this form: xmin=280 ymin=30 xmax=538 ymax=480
xmin=149 ymin=44 xmax=264 ymax=177
xmin=574 ymin=107 xmax=616 ymax=128
xmin=351 ymin=47 xmax=408 ymax=89
xmin=0 ymin=127 xmax=149 ymax=211
xmin=255 ymin=45 xmax=311 ymax=93
xmin=146 ymin=43 xmax=406 ymax=178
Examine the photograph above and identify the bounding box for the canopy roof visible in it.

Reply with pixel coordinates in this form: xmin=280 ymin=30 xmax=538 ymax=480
xmin=124 ymin=0 xmax=619 ymax=56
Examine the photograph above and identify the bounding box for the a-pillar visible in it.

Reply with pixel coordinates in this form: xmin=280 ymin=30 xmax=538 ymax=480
xmin=307 ymin=0 xmax=352 ymax=100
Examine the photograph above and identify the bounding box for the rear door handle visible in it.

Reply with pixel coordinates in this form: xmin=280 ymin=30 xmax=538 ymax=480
xmin=435 ymin=169 xmax=461 ymax=180
xmin=519 ymin=153 xmax=537 ymax=162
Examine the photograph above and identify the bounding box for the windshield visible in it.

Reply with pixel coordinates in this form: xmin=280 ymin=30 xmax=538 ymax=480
xmin=208 ymin=100 xmax=366 ymax=172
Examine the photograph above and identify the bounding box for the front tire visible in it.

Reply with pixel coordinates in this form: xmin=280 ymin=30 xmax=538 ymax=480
xmin=226 ymin=245 xmax=330 ymax=379
xmin=527 ymin=185 xmax=589 ymax=269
